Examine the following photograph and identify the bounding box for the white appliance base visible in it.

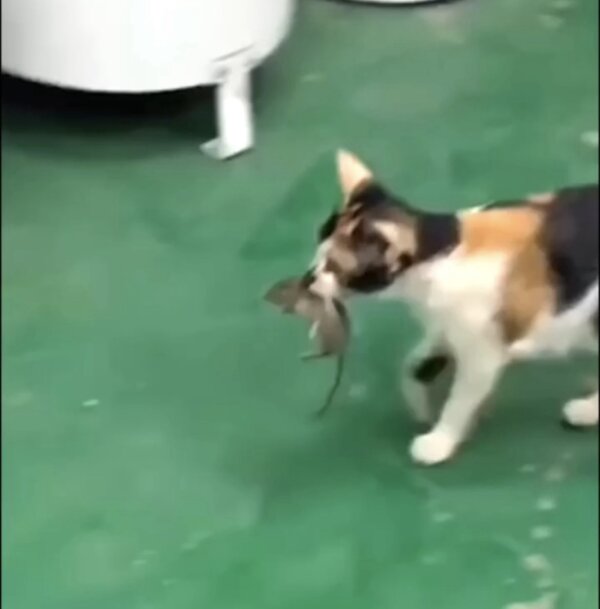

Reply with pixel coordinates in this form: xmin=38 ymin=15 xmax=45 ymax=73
xmin=2 ymin=0 xmax=296 ymax=160
xmin=201 ymin=58 xmax=254 ymax=160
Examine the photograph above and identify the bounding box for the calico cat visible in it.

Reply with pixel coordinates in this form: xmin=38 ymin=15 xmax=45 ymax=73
xmin=304 ymin=150 xmax=598 ymax=465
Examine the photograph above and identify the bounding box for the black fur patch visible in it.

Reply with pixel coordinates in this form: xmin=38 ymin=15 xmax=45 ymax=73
xmin=412 ymin=354 xmax=450 ymax=384
xmin=348 ymin=183 xmax=390 ymax=209
xmin=540 ymin=185 xmax=598 ymax=312
xmin=319 ymin=212 xmax=339 ymax=242
xmin=345 ymin=265 xmax=392 ymax=293
xmin=415 ymin=213 xmax=459 ymax=263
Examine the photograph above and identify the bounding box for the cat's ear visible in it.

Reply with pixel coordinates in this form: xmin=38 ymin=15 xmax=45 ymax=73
xmin=336 ymin=150 xmax=373 ymax=200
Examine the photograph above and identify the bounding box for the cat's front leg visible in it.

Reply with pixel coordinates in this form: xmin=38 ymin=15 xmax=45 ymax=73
xmin=410 ymin=339 xmax=506 ymax=466
xmin=401 ymin=332 xmax=451 ymax=425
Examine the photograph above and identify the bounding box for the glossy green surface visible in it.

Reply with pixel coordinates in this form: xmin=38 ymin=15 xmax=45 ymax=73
xmin=2 ymin=1 xmax=598 ymax=608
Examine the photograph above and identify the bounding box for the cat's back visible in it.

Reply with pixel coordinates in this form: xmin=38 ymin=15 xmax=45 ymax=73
xmin=463 ymin=185 xmax=598 ymax=307
xmin=424 ymin=186 xmax=598 ymax=352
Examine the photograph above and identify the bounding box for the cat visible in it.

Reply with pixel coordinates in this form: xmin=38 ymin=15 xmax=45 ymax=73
xmin=304 ymin=150 xmax=598 ymax=465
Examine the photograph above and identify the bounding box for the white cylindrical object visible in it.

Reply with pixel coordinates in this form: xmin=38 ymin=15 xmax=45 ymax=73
xmin=1 ymin=0 xmax=295 ymax=92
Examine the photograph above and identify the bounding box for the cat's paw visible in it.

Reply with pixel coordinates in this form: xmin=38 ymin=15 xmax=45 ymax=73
xmin=410 ymin=430 xmax=458 ymax=466
xmin=562 ymin=397 xmax=598 ymax=428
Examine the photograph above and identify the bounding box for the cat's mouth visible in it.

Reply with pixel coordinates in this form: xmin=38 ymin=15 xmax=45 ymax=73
xmin=303 ymin=268 xmax=345 ymax=302
xmin=305 ymin=263 xmax=397 ymax=298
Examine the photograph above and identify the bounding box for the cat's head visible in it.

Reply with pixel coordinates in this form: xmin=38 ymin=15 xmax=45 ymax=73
xmin=307 ymin=151 xmax=419 ymax=299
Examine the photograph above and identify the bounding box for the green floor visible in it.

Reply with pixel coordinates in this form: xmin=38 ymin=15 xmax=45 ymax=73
xmin=2 ymin=1 xmax=598 ymax=608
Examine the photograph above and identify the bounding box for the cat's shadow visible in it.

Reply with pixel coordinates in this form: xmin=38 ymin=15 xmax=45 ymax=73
xmin=2 ymin=73 xmax=228 ymax=161
xmin=223 ymin=356 xmax=597 ymax=515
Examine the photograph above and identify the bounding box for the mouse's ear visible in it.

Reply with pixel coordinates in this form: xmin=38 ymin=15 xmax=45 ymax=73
xmin=336 ymin=150 xmax=373 ymax=200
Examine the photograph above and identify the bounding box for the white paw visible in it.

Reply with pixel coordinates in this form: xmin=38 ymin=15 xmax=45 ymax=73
xmin=410 ymin=430 xmax=458 ymax=466
xmin=562 ymin=397 xmax=599 ymax=428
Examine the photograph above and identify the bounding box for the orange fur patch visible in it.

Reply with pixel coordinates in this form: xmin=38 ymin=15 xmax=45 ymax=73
xmin=460 ymin=208 xmax=543 ymax=253
xmin=500 ymin=243 xmax=555 ymax=343
xmin=459 ymin=209 xmax=555 ymax=343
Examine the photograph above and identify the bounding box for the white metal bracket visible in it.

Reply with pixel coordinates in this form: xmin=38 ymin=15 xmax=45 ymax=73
xmin=201 ymin=50 xmax=254 ymax=160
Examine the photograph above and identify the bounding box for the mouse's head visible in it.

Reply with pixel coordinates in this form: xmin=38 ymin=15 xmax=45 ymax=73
xmin=306 ymin=151 xmax=418 ymax=300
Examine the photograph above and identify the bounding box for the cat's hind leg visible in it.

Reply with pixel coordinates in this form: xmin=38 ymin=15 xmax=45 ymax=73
xmin=563 ymin=317 xmax=599 ymax=428
xmin=562 ymin=390 xmax=598 ymax=428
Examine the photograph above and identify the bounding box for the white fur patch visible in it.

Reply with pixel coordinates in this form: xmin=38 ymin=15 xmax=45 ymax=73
xmin=562 ymin=392 xmax=599 ymax=427
xmin=310 ymin=239 xmax=342 ymax=300
xmin=398 ymin=252 xmax=510 ymax=345
xmin=527 ymin=192 xmax=555 ymax=204
xmin=410 ymin=429 xmax=458 ymax=465
xmin=509 ymin=281 xmax=598 ymax=360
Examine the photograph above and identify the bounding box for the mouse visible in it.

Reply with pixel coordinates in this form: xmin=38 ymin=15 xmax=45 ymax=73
xmin=265 ymin=277 xmax=350 ymax=416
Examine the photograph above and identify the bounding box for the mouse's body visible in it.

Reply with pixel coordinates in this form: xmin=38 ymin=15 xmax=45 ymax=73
xmin=265 ymin=277 xmax=350 ymax=415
